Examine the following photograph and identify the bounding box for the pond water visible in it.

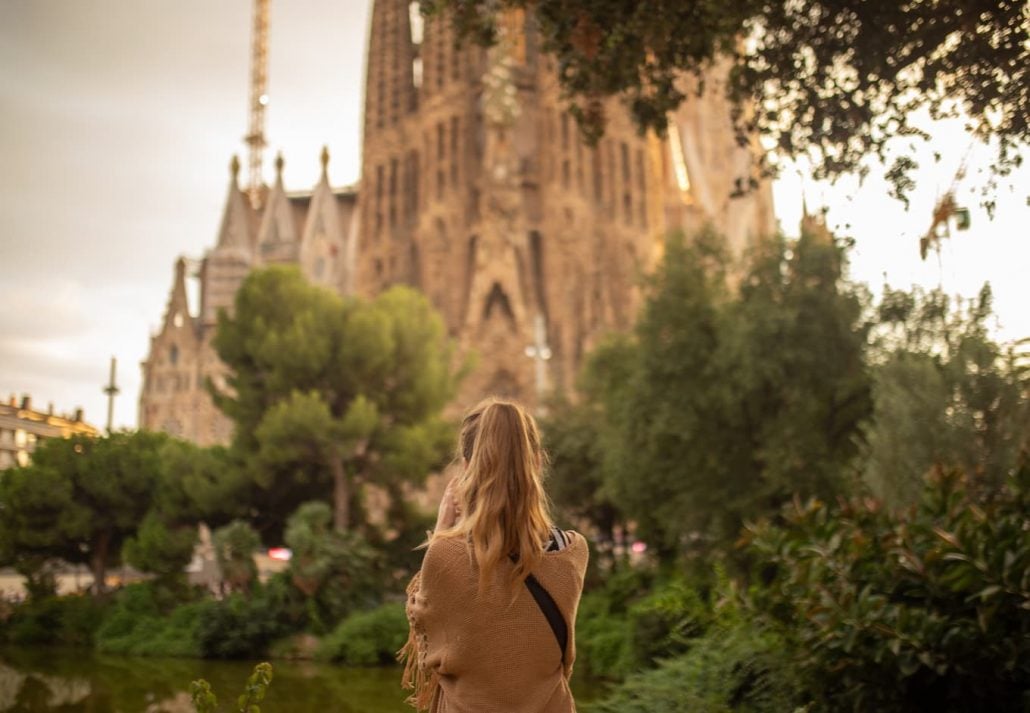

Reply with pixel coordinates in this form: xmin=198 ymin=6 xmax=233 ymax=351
xmin=0 ymin=648 xmax=602 ymax=712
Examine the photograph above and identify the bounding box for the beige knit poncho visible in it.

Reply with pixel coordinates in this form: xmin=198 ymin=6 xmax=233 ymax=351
xmin=401 ymin=531 xmax=589 ymax=713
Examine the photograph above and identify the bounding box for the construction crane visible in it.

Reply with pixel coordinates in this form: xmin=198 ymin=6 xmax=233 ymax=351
xmin=920 ymin=148 xmax=973 ymax=260
xmin=244 ymin=0 xmax=270 ymax=209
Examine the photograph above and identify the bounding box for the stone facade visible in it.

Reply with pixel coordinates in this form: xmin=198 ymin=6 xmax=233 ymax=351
xmin=358 ymin=4 xmax=774 ymax=409
xmin=140 ymin=3 xmax=775 ymax=443
xmin=139 ymin=156 xmax=357 ymax=445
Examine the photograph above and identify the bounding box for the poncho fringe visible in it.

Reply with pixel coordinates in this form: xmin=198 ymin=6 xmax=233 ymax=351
xmin=398 ymin=571 xmax=440 ymax=711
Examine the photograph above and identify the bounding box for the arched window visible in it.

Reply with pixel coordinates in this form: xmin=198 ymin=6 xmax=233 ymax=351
xmin=483 ymin=282 xmax=516 ymax=332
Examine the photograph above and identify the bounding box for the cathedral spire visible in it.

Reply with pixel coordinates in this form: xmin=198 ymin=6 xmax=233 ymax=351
xmin=320 ymin=145 xmax=330 ymax=179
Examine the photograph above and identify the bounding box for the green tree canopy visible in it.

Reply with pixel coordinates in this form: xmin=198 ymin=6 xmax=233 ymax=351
xmin=0 ymin=431 xmax=231 ymax=595
xmin=210 ymin=266 xmax=458 ymax=537
xmin=120 ymin=439 xmax=234 ymax=584
xmin=0 ymin=431 xmax=169 ymax=593
xmin=0 ymin=464 xmax=79 ymax=599
xmin=212 ymin=519 xmax=261 ymax=595
xmin=863 ymin=284 xmax=1029 ymax=506
xmin=427 ymin=0 xmax=1027 ymax=201
xmin=584 ymin=225 xmax=871 ymax=557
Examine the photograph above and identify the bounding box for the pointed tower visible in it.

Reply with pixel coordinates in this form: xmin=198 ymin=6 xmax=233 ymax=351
xmin=299 ymin=147 xmax=358 ymax=294
xmin=199 ymin=156 xmax=258 ymax=326
xmin=139 ymin=258 xmax=201 ymax=439
xmin=256 ymin=153 xmax=303 ymax=265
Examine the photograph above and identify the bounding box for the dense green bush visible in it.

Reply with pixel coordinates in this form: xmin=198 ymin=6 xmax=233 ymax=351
xmin=194 ymin=593 xmax=287 ymax=659
xmin=575 ymin=591 xmax=633 ymax=681
xmin=626 ymin=576 xmax=710 ymax=668
xmin=285 ymin=502 xmax=384 ymax=634
xmin=575 ymin=567 xmax=713 ymax=681
xmin=589 ymin=618 xmax=802 ymax=713
xmin=95 ymin=583 xmax=203 ymax=657
xmin=744 ymin=463 xmax=1030 ymax=712
xmin=317 ymin=602 xmax=408 ymax=665
xmin=0 ymin=594 xmax=108 ymax=646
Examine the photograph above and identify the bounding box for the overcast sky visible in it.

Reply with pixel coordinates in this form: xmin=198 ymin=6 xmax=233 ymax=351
xmin=1 ymin=1 xmax=1027 ymax=432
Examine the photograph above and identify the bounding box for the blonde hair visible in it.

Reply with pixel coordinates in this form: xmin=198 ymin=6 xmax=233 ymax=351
xmin=436 ymin=397 xmax=553 ymax=592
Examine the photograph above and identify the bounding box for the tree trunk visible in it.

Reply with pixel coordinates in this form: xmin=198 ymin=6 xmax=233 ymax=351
xmin=330 ymin=450 xmax=350 ymax=533
xmin=90 ymin=530 xmax=111 ymax=594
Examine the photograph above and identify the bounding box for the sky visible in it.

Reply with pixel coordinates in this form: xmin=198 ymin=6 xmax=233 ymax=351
xmin=1 ymin=1 xmax=1027 ymax=432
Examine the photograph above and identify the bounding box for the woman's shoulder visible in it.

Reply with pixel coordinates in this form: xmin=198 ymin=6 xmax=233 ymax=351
xmin=424 ymin=532 xmax=470 ymax=562
xmin=546 ymin=529 xmax=589 ymax=567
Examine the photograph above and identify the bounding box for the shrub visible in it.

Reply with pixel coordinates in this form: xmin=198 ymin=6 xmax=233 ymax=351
xmin=575 ymin=595 xmax=633 ymax=681
xmin=212 ymin=520 xmax=260 ymax=594
xmin=589 ymin=619 xmax=802 ymax=713
xmin=317 ymin=601 xmax=408 ymax=665
xmin=626 ymin=576 xmax=710 ymax=668
xmin=1 ymin=594 xmax=109 ymax=646
xmin=744 ymin=463 xmax=1030 ymax=712
xmin=195 ymin=593 xmax=286 ymax=659
xmin=576 ymin=567 xmax=712 ymax=681
xmin=285 ymin=502 xmax=384 ymax=633
xmin=95 ymin=582 xmax=202 ymax=657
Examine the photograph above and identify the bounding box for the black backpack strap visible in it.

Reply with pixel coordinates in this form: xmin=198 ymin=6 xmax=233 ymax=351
xmin=523 ymin=572 xmax=568 ymax=664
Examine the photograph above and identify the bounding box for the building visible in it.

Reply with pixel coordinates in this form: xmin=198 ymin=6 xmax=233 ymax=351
xmin=139 ymin=2 xmax=775 ymax=444
xmin=139 ymin=152 xmax=357 ymax=446
xmin=0 ymin=395 xmax=100 ymax=470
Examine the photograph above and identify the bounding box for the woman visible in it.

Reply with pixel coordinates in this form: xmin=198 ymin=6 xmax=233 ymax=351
xmin=400 ymin=397 xmax=589 ymax=713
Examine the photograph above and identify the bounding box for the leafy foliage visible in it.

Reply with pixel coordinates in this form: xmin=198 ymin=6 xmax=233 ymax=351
xmin=589 ymin=619 xmax=801 ymax=713
xmin=190 ymin=662 xmax=273 ymax=713
xmin=211 ymin=266 xmax=457 ymax=537
xmin=95 ymin=583 xmax=203 ymax=658
xmin=863 ymin=284 xmax=1029 ymax=505
xmin=583 ymin=226 xmax=870 ymax=555
xmin=0 ymin=431 xmax=171 ymax=593
xmin=212 ymin=520 xmax=261 ymax=595
xmin=744 ymin=462 xmax=1030 ymax=712
xmin=122 ymin=512 xmax=197 ymax=587
xmin=283 ymin=502 xmax=383 ymax=631
xmin=427 ymin=0 xmax=1027 ymax=201
xmin=194 ymin=593 xmax=286 ymax=660
xmin=316 ymin=602 xmax=409 ymax=665
xmin=540 ymin=395 xmax=620 ymax=557
xmin=0 ymin=594 xmax=109 ymax=647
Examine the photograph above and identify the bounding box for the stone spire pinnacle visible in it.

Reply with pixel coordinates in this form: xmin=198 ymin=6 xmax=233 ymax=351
xmin=274 ymin=151 xmax=285 ymax=184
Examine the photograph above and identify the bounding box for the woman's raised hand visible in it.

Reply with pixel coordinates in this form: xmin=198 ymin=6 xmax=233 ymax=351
xmin=434 ymin=478 xmax=462 ymax=532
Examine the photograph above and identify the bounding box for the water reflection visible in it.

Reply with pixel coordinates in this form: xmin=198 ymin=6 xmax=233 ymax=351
xmin=0 ymin=648 xmax=409 ymax=713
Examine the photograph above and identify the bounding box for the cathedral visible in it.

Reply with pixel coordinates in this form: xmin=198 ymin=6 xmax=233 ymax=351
xmin=139 ymin=2 xmax=775 ymax=446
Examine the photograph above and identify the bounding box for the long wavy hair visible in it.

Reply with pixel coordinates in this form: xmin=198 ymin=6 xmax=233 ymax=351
xmin=435 ymin=397 xmax=554 ymax=592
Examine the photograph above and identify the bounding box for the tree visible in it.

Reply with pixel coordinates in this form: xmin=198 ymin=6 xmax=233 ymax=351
xmin=121 ymin=439 xmax=236 ymax=585
xmin=725 ymin=227 xmax=872 ymax=504
xmin=211 ymin=266 xmax=457 ymax=536
xmin=283 ymin=501 xmax=381 ymax=630
xmin=426 ymin=0 xmax=1027 ymax=202
xmin=16 ymin=431 xmax=169 ymax=593
xmin=540 ymin=395 xmax=622 ymax=557
xmin=212 ymin=520 xmax=261 ymax=595
xmin=0 ymin=432 xmax=231 ymax=596
xmin=0 ymin=465 xmax=79 ymax=599
xmin=862 ymin=284 xmax=1029 ymax=506
xmin=585 ymin=225 xmax=871 ymax=556
xmin=121 ymin=513 xmax=196 ymax=589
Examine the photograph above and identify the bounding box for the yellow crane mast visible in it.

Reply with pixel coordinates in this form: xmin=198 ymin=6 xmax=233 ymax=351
xmin=245 ymin=0 xmax=270 ymax=209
